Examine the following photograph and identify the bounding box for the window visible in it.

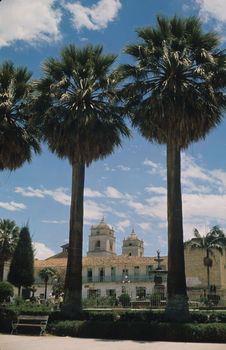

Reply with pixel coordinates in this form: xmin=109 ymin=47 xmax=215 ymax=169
xmin=106 ymin=289 xmax=116 ymax=297
xmin=95 ymin=240 xmax=100 ymax=249
xmin=128 ymin=252 xmax=132 ymax=256
xmin=146 ymin=265 xmax=153 ymax=280
xmin=136 ymin=287 xmax=146 ymax=299
xmin=111 ymin=267 xmax=116 ymax=282
xmin=87 ymin=268 xmax=92 ymax=282
xmin=99 ymin=267 xmax=105 ymax=282
xmin=134 ymin=266 xmax=139 ymax=280
xmin=109 ymin=241 xmax=113 ymax=251
xmin=88 ymin=289 xmax=101 ymax=299
xmin=122 ymin=269 xmax=129 ymax=280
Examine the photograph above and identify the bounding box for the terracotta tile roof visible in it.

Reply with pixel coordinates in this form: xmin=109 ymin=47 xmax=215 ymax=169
xmin=34 ymin=255 xmax=168 ymax=269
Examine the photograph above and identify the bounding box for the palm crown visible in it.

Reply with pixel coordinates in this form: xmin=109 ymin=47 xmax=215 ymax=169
xmin=34 ymin=44 xmax=130 ymax=165
xmin=185 ymin=226 xmax=226 ymax=256
xmin=0 ymin=61 xmax=40 ymax=171
xmin=119 ymin=15 xmax=226 ymax=149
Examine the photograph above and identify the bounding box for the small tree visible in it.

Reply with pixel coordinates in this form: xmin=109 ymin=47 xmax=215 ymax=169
xmin=8 ymin=226 xmax=34 ymax=296
xmin=185 ymin=226 xmax=226 ymax=292
xmin=39 ymin=267 xmax=57 ymax=300
xmin=52 ymin=270 xmax=65 ymax=298
xmin=119 ymin=293 xmax=131 ymax=307
xmin=0 ymin=219 xmax=20 ymax=281
xmin=0 ymin=281 xmax=14 ymax=303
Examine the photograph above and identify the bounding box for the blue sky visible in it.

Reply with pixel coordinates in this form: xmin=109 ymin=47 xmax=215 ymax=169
xmin=1 ymin=0 xmax=226 ymax=259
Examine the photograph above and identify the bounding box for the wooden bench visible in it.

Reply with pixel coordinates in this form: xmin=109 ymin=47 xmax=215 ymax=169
xmin=11 ymin=315 xmax=49 ymax=335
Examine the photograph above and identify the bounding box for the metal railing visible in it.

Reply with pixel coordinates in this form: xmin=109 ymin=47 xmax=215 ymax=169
xmin=82 ymin=274 xmax=167 ymax=283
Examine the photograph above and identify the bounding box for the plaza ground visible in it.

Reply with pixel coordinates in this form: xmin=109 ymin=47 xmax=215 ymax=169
xmin=0 ymin=334 xmax=225 ymax=350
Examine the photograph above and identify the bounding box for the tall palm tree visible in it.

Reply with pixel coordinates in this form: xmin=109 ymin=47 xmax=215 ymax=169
xmin=185 ymin=226 xmax=226 ymax=293
xmin=39 ymin=267 xmax=57 ymax=300
xmin=0 ymin=61 xmax=40 ymax=171
xmin=118 ymin=16 xmax=226 ymax=321
xmin=33 ymin=44 xmax=130 ymax=316
xmin=0 ymin=219 xmax=20 ymax=281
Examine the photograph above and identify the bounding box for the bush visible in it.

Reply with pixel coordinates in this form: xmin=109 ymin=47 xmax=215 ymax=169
xmin=48 ymin=320 xmax=226 ymax=342
xmin=149 ymin=293 xmax=161 ymax=307
xmin=0 ymin=307 xmax=17 ymax=333
xmin=0 ymin=282 xmax=14 ymax=303
xmin=118 ymin=293 xmax=131 ymax=307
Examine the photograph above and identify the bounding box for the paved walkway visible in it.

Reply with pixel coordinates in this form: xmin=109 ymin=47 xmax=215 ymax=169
xmin=0 ymin=334 xmax=225 ymax=350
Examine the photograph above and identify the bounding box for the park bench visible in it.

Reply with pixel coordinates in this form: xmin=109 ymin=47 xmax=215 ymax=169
xmin=11 ymin=314 xmax=49 ymax=335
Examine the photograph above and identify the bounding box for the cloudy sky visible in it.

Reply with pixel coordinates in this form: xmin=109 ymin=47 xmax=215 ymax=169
xmin=1 ymin=0 xmax=226 ymax=259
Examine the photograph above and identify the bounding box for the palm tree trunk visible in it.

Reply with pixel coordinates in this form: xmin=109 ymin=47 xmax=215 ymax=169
xmin=207 ymin=249 xmax=210 ymax=293
xmin=63 ymin=160 xmax=85 ymax=317
xmin=165 ymin=142 xmax=189 ymax=322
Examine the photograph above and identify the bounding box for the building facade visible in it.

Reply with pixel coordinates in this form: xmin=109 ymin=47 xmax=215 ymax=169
xmin=3 ymin=218 xmax=226 ymax=304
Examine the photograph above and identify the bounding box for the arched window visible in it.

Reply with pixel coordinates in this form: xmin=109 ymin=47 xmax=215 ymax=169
xmin=95 ymin=240 xmax=100 ymax=249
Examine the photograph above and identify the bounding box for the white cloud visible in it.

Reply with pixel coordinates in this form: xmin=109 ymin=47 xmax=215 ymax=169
xmin=191 ymin=0 xmax=226 ymax=41
xmin=15 ymin=187 xmax=45 ymax=198
xmin=105 ymin=186 xmax=123 ymax=199
xmin=138 ymin=222 xmax=152 ymax=231
xmin=116 ymin=219 xmax=130 ymax=232
xmin=84 ymin=188 xmax=104 ymax=198
xmin=84 ymin=199 xmax=104 ymax=220
xmin=117 ymin=165 xmax=131 ymax=171
xmin=0 ymin=201 xmax=26 ymax=211
xmin=145 ymin=186 xmax=166 ymax=195
xmin=33 ymin=242 xmax=55 ymax=260
xmin=41 ymin=220 xmax=67 ymax=224
xmin=195 ymin=0 xmax=226 ymax=23
xmin=43 ymin=188 xmax=71 ymax=206
xmin=143 ymin=158 xmax=166 ymax=179
xmin=143 ymin=159 xmax=158 ymax=168
xmin=15 ymin=186 xmax=71 ymax=206
xmin=64 ymin=0 xmax=122 ymax=31
xmin=0 ymin=0 xmax=62 ymax=48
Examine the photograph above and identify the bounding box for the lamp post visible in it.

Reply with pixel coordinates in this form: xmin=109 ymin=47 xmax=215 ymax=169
xmin=122 ymin=274 xmax=131 ymax=307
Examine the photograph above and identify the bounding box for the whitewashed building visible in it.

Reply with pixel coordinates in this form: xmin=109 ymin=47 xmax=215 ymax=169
xmin=34 ymin=218 xmax=168 ymax=300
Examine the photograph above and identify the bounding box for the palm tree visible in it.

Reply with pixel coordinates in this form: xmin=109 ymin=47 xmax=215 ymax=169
xmin=0 ymin=61 xmax=40 ymax=171
xmin=39 ymin=267 xmax=57 ymax=300
xmin=185 ymin=226 xmax=226 ymax=293
xmin=118 ymin=16 xmax=226 ymax=321
xmin=0 ymin=219 xmax=20 ymax=281
xmin=33 ymin=44 xmax=130 ymax=316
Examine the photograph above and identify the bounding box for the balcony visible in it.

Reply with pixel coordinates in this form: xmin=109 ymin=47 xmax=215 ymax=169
xmin=82 ymin=274 xmax=167 ymax=284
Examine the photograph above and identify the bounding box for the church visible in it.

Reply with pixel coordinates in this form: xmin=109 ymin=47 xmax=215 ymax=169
xmin=32 ymin=217 xmax=226 ymax=304
xmin=34 ymin=218 xmax=168 ymax=300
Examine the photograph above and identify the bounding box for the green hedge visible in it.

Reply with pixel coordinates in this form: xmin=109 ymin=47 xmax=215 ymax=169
xmin=48 ymin=320 xmax=226 ymax=343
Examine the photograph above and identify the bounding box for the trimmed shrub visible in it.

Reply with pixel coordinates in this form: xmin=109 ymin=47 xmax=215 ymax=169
xmin=118 ymin=293 xmax=131 ymax=307
xmin=0 ymin=282 xmax=14 ymax=303
xmin=0 ymin=307 xmax=17 ymax=333
xmin=48 ymin=320 xmax=226 ymax=343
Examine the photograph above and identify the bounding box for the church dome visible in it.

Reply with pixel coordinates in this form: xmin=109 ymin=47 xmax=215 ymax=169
xmin=96 ymin=217 xmax=110 ymax=229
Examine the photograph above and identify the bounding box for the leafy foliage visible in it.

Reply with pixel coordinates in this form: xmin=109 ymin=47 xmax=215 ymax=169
xmin=32 ymin=44 xmax=131 ymax=312
xmin=39 ymin=267 xmax=57 ymax=299
xmin=119 ymin=15 xmax=226 ymax=149
xmin=118 ymin=15 xmax=226 ymax=321
xmin=0 ymin=219 xmax=20 ymax=281
xmin=0 ymin=281 xmax=14 ymax=303
xmin=0 ymin=61 xmax=40 ymax=171
xmin=33 ymin=44 xmax=131 ymax=166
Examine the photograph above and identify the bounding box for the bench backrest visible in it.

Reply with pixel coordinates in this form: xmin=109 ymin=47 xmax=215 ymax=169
xmin=17 ymin=315 xmax=49 ymax=322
